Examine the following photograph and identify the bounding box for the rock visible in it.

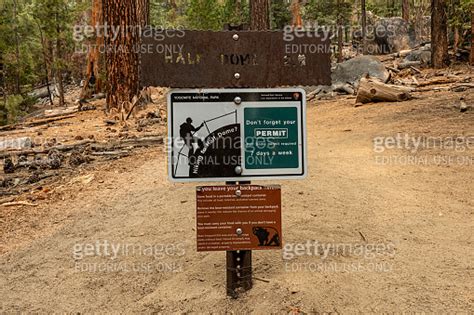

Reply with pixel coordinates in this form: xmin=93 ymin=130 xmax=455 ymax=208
xmin=405 ymin=49 xmax=431 ymax=65
xmin=372 ymin=17 xmax=416 ymax=53
xmin=353 ymin=13 xmax=430 ymax=55
xmin=460 ymin=99 xmax=469 ymax=113
xmin=0 ymin=137 xmax=32 ymax=151
xmin=332 ymin=56 xmax=390 ymax=86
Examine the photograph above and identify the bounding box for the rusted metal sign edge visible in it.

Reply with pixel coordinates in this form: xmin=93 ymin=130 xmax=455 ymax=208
xmin=140 ymin=30 xmax=332 ymax=88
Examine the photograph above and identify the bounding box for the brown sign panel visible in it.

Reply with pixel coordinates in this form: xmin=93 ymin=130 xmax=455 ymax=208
xmin=196 ymin=185 xmax=282 ymax=252
xmin=140 ymin=30 xmax=331 ymax=88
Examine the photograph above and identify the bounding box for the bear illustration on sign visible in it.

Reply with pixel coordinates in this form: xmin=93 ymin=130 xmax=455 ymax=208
xmin=252 ymin=227 xmax=280 ymax=247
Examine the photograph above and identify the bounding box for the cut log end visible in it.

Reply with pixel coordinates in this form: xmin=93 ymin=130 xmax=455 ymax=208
xmin=356 ymin=77 xmax=413 ymax=104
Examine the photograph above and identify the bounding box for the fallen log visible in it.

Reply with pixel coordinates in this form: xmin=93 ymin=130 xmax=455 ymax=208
xmin=450 ymin=83 xmax=474 ymax=92
xmin=0 ymin=140 xmax=95 ymax=158
xmin=417 ymin=78 xmax=463 ymax=87
xmin=356 ymin=77 xmax=413 ymax=104
xmin=1 ymin=201 xmax=38 ymax=207
xmin=90 ymin=151 xmax=130 ymax=156
xmin=398 ymin=61 xmax=422 ymax=69
xmin=0 ymin=114 xmax=76 ymax=132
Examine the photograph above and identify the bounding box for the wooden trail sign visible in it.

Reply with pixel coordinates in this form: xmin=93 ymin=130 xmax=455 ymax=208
xmin=140 ymin=29 xmax=331 ymax=88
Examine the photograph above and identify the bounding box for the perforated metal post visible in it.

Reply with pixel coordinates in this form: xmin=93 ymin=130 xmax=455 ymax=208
xmin=226 ymin=250 xmax=252 ymax=298
xmin=226 ymin=181 xmax=252 ymax=298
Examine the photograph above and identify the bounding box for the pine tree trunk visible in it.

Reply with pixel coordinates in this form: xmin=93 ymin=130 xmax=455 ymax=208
xmin=55 ymin=13 xmax=65 ymax=107
xmin=81 ymin=0 xmax=103 ymax=99
xmin=250 ymin=0 xmax=270 ymax=30
xmin=361 ymin=0 xmax=367 ymax=54
xmin=103 ymin=0 xmax=149 ymax=111
xmin=431 ymin=0 xmax=449 ymax=68
xmin=291 ymin=0 xmax=302 ymax=27
xmin=137 ymin=0 xmax=150 ymax=26
xmin=36 ymin=21 xmax=54 ymax=106
xmin=471 ymin=4 xmax=474 ymax=65
xmin=452 ymin=0 xmax=460 ymax=53
xmin=402 ymin=0 xmax=410 ymax=22
xmin=337 ymin=0 xmax=344 ymax=62
xmin=13 ymin=0 xmax=21 ymax=95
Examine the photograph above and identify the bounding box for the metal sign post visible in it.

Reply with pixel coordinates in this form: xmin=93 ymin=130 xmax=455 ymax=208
xmin=225 ymin=181 xmax=252 ymax=298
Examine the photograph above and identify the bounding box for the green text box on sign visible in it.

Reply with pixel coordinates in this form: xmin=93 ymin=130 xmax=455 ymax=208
xmin=244 ymin=107 xmax=299 ymax=169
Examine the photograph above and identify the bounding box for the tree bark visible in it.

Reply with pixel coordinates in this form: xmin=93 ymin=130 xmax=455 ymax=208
xmin=337 ymin=0 xmax=344 ymax=63
xmin=250 ymin=0 xmax=270 ymax=30
xmin=402 ymin=0 xmax=410 ymax=22
xmin=291 ymin=0 xmax=302 ymax=27
xmin=431 ymin=0 xmax=449 ymax=68
xmin=12 ymin=0 xmax=21 ymax=95
xmin=361 ymin=0 xmax=367 ymax=54
xmin=103 ymin=0 xmax=149 ymax=111
xmin=471 ymin=4 xmax=474 ymax=65
xmin=137 ymin=0 xmax=150 ymax=26
xmin=81 ymin=0 xmax=103 ymax=99
xmin=55 ymin=13 xmax=65 ymax=107
xmin=36 ymin=21 xmax=54 ymax=106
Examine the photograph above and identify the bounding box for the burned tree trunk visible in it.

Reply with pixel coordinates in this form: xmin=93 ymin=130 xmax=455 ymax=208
xmin=81 ymin=0 xmax=103 ymax=99
xmin=103 ymin=0 xmax=149 ymax=111
xmin=402 ymin=0 xmax=410 ymax=22
xmin=431 ymin=0 xmax=449 ymax=68
xmin=250 ymin=0 xmax=270 ymax=30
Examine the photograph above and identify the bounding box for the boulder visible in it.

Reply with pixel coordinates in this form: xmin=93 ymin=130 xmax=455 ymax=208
xmin=372 ymin=17 xmax=416 ymax=54
xmin=353 ymin=14 xmax=430 ymax=54
xmin=405 ymin=49 xmax=431 ymax=65
xmin=332 ymin=56 xmax=390 ymax=86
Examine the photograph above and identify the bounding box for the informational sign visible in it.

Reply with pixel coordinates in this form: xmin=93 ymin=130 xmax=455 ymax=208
xmin=140 ymin=30 xmax=331 ymax=88
xmin=168 ymin=88 xmax=307 ymax=182
xmin=196 ymin=185 xmax=282 ymax=252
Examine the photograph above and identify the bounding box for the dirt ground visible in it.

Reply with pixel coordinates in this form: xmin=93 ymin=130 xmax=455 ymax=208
xmin=0 ymin=89 xmax=473 ymax=313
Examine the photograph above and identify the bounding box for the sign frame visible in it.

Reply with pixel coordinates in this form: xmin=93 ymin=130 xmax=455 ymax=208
xmin=167 ymin=88 xmax=308 ymax=182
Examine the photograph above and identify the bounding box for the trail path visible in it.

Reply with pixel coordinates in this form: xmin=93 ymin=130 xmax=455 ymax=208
xmin=1 ymin=94 xmax=473 ymax=313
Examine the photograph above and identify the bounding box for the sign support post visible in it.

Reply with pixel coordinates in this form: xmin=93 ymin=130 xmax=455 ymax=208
xmin=225 ymin=181 xmax=253 ymax=298
xmin=226 ymin=250 xmax=252 ymax=297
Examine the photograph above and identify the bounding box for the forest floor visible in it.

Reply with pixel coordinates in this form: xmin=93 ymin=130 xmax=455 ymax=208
xmin=0 ymin=74 xmax=473 ymax=312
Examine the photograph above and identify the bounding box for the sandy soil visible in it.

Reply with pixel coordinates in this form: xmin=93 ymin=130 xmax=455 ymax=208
xmin=0 ymin=89 xmax=473 ymax=313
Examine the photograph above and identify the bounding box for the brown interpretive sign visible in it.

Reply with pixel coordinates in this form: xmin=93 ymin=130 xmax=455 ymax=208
xmin=196 ymin=185 xmax=282 ymax=252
